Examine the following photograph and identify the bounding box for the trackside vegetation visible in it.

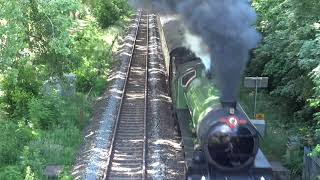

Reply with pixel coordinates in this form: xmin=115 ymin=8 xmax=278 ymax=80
xmin=0 ymin=0 xmax=131 ymax=179
xmin=243 ymin=0 xmax=320 ymax=176
xmin=1 ymin=0 xmax=319 ymax=178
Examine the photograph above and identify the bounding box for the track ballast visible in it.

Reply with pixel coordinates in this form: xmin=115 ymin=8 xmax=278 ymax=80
xmin=103 ymin=12 xmax=149 ymax=180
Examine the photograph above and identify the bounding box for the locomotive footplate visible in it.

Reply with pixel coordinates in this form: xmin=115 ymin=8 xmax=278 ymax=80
xmin=186 ymin=149 xmax=273 ymax=180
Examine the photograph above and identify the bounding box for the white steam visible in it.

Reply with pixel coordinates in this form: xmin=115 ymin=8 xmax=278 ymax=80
xmin=184 ymin=30 xmax=211 ymax=71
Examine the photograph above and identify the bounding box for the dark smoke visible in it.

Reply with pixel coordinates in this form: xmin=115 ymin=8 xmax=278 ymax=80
xmin=131 ymin=0 xmax=261 ymax=102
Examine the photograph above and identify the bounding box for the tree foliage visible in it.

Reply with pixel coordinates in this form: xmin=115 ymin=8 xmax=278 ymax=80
xmin=249 ymin=0 xmax=320 ymax=163
xmin=94 ymin=0 xmax=131 ymax=28
xmin=0 ymin=0 xmax=131 ymax=177
xmin=242 ymin=1 xmax=320 ymax=175
xmin=0 ymin=0 xmax=80 ymax=75
xmin=249 ymin=0 xmax=320 ymax=120
xmin=0 ymin=0 xmax=80 ymax=119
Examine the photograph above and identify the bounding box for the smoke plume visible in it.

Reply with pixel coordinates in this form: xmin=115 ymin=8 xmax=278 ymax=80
xmin=184 ymin=30 xmax=211 ymax=71
xmin=131 ymin=0 xmax=261 ymax=102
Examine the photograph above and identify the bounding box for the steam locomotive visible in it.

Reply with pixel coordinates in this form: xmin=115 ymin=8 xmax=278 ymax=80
xmin=161 ymin=18 xmax=273 ymax=179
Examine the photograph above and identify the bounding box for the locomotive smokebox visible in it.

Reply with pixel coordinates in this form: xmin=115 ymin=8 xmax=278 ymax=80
xmin=197 ymin=107 xmax=259 ymax=172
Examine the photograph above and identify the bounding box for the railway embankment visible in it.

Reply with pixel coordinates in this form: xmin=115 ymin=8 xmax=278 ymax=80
xmin=72 ymin=13 xmax=140 ymax=179
xmin=72 ymin=12 xmax=184 ymax=179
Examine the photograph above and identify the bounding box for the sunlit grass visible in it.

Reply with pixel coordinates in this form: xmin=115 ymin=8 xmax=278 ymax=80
xmin=239 ymin=88 xmax=291 ymax=161
xmin=103 ymin=16 xmax=133 ymax=52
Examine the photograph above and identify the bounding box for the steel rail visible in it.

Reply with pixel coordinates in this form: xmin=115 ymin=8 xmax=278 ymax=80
xmin=142 ymin=12 xmax=149 ymax=180
xmin=102 ymin=11 xmax=143 ymax=180
xmin=102 ymin=10 xmax=149 ymax=180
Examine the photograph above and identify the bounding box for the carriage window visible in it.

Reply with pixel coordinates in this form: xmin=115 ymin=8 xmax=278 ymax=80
xmin=182 ymin=69 xmax=196 ymax=88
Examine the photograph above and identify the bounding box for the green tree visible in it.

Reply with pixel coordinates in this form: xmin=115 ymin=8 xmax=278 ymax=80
xmin=94 ymin=0 xmax=131 ymax=28
xmin=0 ymin=0 xmax=80 ymax=118
xmin=249 ymin=0 xmax=320 ymax=118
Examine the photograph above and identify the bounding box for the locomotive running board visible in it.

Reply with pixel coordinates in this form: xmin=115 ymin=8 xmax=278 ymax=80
xmin=175 ymin=109 xmax=195 ymax=167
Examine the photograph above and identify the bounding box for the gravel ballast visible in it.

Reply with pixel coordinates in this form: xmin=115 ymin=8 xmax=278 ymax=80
xmin=72 ymin=12 xmax=185 ymax=180
xmin=72 ymin=14 xmax=140 ymax=179
xmin=146 ymin=14 xmax=185 ymax=180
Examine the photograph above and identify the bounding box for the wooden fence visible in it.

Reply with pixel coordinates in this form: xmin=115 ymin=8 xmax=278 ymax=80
xmin=303 ymin=147 xmax=320 ymax=180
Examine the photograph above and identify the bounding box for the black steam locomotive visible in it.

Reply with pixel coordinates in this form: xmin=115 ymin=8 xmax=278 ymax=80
xmin=160 ymin=17 xmax=273 ymax=180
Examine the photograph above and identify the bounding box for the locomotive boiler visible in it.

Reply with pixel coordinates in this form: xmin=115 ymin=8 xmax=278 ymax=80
xmin=160 ymin=17 xmax=273 ymax=179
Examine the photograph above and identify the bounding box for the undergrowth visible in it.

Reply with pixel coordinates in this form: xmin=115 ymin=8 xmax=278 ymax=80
xmin=0 ymin=0 xmax=131 ymax=178
xmin=240 ymin=88 xmax=305 ymax=176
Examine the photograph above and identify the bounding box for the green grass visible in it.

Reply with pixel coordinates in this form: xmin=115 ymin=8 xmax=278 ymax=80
xmin=239 ymin=88 xmax=292 ymax=161
xmin=0 ymin=93 xmax=91 ymax=179
xmin=103 ymin=15 xmax=133 ymax=52
xmin=240 ymin=87 xmax=307 ymax=176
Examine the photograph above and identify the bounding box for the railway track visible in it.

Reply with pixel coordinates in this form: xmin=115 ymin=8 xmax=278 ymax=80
xmin=103 ymin=12 xmax=149 ymax=180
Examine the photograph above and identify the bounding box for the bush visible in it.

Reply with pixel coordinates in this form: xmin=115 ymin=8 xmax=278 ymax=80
xmin=94 ymin=77 xmax=108 ymax=95
xmin=18 ymin=126 xmax=81 ymax=178
xmin=94 ymin=0 xmax=131 ymax=28
xmin=28 ymin=94 xmax=63 ymax=129
xmin=94 ymin=0 xmax=121 ymax=28
xmin=283 ymin=148 xmax=304 ymax=176
xmin=72 ymin=23 xmax=111 ymax=93
xmin=0 ymin=0 xmax=110 ymax=178
xmin=0 ymin=166 xmax=23 ymax=180
xmin=75 ymin=65 xmax=100 ymax=93
xmin=0 ymin=121 xmax=33 ymax=166
xmin=21 ymin=147 xmax=43 ymax=179
xmin=60 ymin=94 xmax=92 ymax=129
xmin=112 ymin=0 xmax=131 ymax=15
xmin=27 ymin=127 xmax=81 ymax=166
xmin=28 ymin=93 xmax=91 ymax=130
xmin=1 ymin=61 xmax=41 ymax=119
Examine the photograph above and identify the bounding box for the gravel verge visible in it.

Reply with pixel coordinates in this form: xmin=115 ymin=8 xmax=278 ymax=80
xmin=146 ymin=14 xmax=185 ymax=180
xmin=72 ymin=14 xmax=140 ymax=180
